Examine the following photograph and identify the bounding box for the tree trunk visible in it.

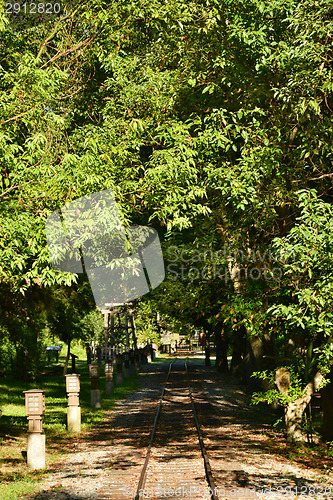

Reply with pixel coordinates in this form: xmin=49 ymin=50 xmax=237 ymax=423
xmin=63 ymin=332 xmax=71 ymax=376
xmin=245 ymin=333 xmax=277 ymax=391
xmin=205 ymin=328 xmax=211 ymax=366
xmin=275 ymin=368 xmax=323 ymax=442
xmin=215 ymin=325 xmax=228 ymax=373
xmin=16 ymin=346 xmax=30 ymax=381
xmin=285 ymin=396 xmax=311 ymax=442
xmin=242 ymin=335 xmax=263 ymax=386
xmin=230 ymin=327 xmax=245 ymax=376
xmin=284 ymin=338 xmax=295 ymax=364
xmin=320 ymin=366 xmax=333 ymax=441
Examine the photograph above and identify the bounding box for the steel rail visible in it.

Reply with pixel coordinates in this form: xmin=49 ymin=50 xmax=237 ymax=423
xmin=185 ymin=359 xmax=219 ymax=500
xmin=134 ymin=358 xmax=219 ymax=500
xmin=134 ymin=359 xmax=175 ymax=500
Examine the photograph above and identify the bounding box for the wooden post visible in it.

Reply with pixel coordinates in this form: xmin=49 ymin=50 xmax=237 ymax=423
xmin=102 ymin=310 xmax=109 ymax=357
xmin=110 ymin=309 xmax=115 ymax=348
xmin=130 ymin=312 xmax=138 ymax=350
xmin=125 ymin=312 xmax=130 ymax=351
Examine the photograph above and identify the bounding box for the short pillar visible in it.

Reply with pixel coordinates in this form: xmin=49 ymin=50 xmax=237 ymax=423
xmin=139 ymin=347 xmax=147 ymax=364
xmin=134 ymin=349 xmax=140 ymax=370
xmin=115 ymin=354 xmax=124 ymax=385
xmin=129 ymin=350 xmax=136 ymax=375
xmin=23 ymin=389 xmax=46 ymax=470
xmin=153 ymin=344 xmax=159 ymax=358
xmin=27 ymin=433 xmax=46 ymax=470
xmin=65 ymin=374 xmax=81 ymax=432
xmin=96 ymin=345 xmax=102 ymax=365
xmin=86 ymin=343 xmax=92 ymax=364
xmin=105 ymin=361 xmax=114 ymax=395
xmin=146 ymin=345 xmax=152 ymax=363
xmin=70 ymin=353 xmax=78 ymax=373
xmin=89 ymin=364 xmax=101 ymax=409
xmin=124 ymin=351 xmax=131 ymax=379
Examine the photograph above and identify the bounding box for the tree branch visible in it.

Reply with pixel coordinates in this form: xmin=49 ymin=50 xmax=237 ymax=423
xmin=36 ymin=12 xmax=73 ymax=62
xmin=40 ymin=37 xmax=95 ymax=69
xmin=0 ymin=106 xmax=37 ymax=125
xmin=308 ymin=172 xmax=333 ymax=181
xmin=291 ymin=172 xmax=333 ymax=183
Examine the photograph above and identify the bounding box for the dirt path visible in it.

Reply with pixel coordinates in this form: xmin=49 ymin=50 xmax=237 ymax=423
xmin=190 ymin=363 xmax=333 ymax=499
xmin=23 ymin=358 xmax=333 ymax=500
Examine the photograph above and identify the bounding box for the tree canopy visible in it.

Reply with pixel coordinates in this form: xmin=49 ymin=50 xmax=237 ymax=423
xmin=0 ymin=0 xmax=333 ymax=438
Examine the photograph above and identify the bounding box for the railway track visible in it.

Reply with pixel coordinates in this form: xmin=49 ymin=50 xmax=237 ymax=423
xmin=134 ymin=359 xmax=219 ymax=500
xmin=32 ymin=358 xmax=332 ymax=500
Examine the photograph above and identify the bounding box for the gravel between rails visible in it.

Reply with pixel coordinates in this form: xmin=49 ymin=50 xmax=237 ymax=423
xmin=23 ymin=357 xmax=333 ymax=500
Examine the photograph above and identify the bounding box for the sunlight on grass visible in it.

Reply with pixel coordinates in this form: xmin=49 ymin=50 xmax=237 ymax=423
xmin=1 ymin=404 xmax=25 ymax=417
xmin=0 ymin=353 xmax=144 ymax=499
xmin=0 ymin=478 xmax=42 ymax=500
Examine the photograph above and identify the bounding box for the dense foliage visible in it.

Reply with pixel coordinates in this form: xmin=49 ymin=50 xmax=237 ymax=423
xmin=0 ymin=0 xmax=332 ymax=437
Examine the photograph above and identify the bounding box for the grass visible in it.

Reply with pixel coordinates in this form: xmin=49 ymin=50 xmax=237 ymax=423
xmin=0 ymin=350 xmax=167 ymax=499
xmin=0 ymin=473 xmax=45 ymax=500
xmin=2 ymin=350 xmax=332 ymax=496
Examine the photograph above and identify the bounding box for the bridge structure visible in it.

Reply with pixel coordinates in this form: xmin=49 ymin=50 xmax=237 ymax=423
xmin=88 ymin=305 xmax=154 ymax=379
xmin=101 ymin=303 xmax=138 ymax=357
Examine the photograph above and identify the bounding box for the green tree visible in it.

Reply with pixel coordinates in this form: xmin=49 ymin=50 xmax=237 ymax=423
xmin=1 ymin=0 xmax=333 ymax=443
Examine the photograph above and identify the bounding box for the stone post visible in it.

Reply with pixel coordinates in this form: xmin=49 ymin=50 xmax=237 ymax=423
xmin=65 ymin=374 xmax=81 ymax=432
xmin=89 ymin=364 xmax=101 ymax=409
xmin=134 ymin=348 xmax=140 ymax=371
xmin=129 ymin=349 xmax=136 ymax=375
xmin=140 ymin=347 xmax=147 ymax=364
xmin=23 ymin=389 xmax=46 ymax=470
xmin=124 ymin=351 xmax=131 ymax=378
xmin=146 ymin=342 xmax=152 ymax=363
xmin=105 ymin=360 xmax=114 ymax=395
xmin=115 ymin=352 xmax=124 ymax=385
